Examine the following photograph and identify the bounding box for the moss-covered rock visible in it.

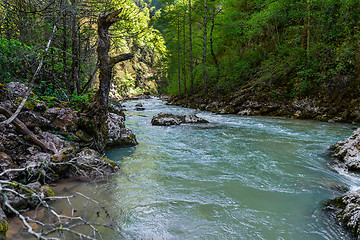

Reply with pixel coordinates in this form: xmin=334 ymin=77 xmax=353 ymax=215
xmin=331 ymin=190 xmax=360 ymax=236
xmin=0 ymin=207 xmax=8 ymax=240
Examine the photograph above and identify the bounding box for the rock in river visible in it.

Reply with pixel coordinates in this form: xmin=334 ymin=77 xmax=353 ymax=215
xmin=332 ymin=128 xmax=360 ymax=172
xmin=331 ymin=127 xmax=360 ymax=238
xmin=331 ymin=189 xmax=360 ymax=236
xmin=106 ymin=113 xmax=138 ymax=148
xmin=151 ymin=113 xmax=209 ymax=126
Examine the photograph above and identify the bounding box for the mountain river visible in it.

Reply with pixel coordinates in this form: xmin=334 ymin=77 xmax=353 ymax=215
xmin=8 ymin=97 xmax=360 ymax=239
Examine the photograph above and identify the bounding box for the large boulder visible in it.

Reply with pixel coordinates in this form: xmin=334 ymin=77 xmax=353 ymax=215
xmin=73 ymin=148 xmax=119 ymax=179
xmin=106 ymin=113 xmax=137 ymax=148
xmin=4 ymin=82 xmax=28 ymax=99
xmin=152 ymin=113 xmax=182 ymax=126
xmin=44 ymin=107 xmax=79 ymax=133
xmin=109 ymin=103 xmax=125 ymax=118
xmin=332 ymin=128 xmax=360 ymax=172
xmin=151 ymin=113 xmax=209 ymax=126
xmin=18 ymin=111 xmax=50 ymax=129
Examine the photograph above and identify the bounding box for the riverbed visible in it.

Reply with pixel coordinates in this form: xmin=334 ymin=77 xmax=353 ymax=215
xmin=9 ymin=97 xmax=359 ymax=239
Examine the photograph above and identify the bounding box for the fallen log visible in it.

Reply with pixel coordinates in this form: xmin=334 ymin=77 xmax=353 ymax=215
xmin=0 ymin=107 xmax=57 ymax=154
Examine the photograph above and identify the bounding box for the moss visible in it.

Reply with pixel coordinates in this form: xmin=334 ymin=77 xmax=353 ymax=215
xmin=0 ymin=219 xmax=8 ymax=237
xmin=14 ymin=96 xmax=41 ymax=110
xmin=43 ymin=186 xmax=55 ymax=197
xmin=331 ymin=196 xmax=347 ymax=209
xmin=7 ymin=182 xmax=36 ymax=195
xmin=0 ymin=83 xmax=7 ymax=92
xmin=103 ymin=157 xmax=118 ymax=169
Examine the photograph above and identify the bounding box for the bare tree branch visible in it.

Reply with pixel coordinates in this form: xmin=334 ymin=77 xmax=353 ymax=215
xmin=110 ymin=53 xmax=134 ymax=66
xmin=0 ymin=25 xmax=57 ymax=127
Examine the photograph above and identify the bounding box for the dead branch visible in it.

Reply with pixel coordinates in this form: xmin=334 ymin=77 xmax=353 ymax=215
xmin=0 ymin=153 xmax=122 ymax=239
xmin=0 ymin=25 xmax=57 ymax=127
xmin=110 ymin=53 xmax=134 ymax=66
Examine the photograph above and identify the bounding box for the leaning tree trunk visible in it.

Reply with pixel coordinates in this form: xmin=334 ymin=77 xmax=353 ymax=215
xmin=87 ymin=10 xmax=133 ymax=150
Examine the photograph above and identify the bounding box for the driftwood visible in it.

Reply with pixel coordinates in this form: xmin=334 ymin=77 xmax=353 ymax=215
xmin=0 ymin=107 xmax=57 ymax=154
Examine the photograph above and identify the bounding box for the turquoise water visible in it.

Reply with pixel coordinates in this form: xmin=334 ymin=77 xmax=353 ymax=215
xmin=104 ymin=98 xmax=358 ymax=240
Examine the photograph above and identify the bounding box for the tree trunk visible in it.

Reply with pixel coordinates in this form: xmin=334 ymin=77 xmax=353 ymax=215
xmin=70 ymin=0 xmax=79 ymax=94
xmin=87 ymin=10 xmax=133 ymax=150
xmin=177 ymin=13 xmax=181 ymax=95
xmin=306 ymin=0 xmax=311 ymax=67
xmin=62 ymin=4 xmax=69 ymax=96
xmin=183 ymin=8 xmax=187 ymax=96
xmin=189 ymin=0 xmax=194 ymax=95
xmin=210 ymin=17 xmax=219 ymax=80
xmin=203 ymin=0 xmax=208 ymax=95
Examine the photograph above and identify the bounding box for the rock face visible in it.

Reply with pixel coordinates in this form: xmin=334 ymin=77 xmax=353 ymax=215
xmin=331 ymin=190 xmax=360 ymax=236
xmin=151 ymin=113 xmax=209 ymax=126
xmin=332 ymin=128 xmax=360 ymax=172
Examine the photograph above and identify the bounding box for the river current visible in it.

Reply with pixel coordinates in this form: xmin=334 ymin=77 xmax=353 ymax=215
xmin=9 ymin=97 xmax=359 ymax=240
xmin=104 ymin=97 xmax=358 ymax=240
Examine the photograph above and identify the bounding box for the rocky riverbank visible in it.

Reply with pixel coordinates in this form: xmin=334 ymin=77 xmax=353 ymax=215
xmin=167 ymin=83 xmax=360 ymax=124
xmin=167 ymin=90 xmax=360 ymax=238
xmin=329 ymin=128 xmax=360 ymax=238
xmin=0 ymin=82 xmax=137 ymax=239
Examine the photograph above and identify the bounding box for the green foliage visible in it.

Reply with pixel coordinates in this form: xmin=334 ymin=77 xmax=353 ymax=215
xmin=69 ymin=92 xmax=96 ymax=112
xmin=156 ymin=0 xmax=360 ymax=98
xmin=0 ymin=37 xmax=33 ymax=82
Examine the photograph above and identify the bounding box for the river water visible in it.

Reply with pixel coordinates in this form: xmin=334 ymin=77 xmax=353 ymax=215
xmin=8 ymin=97 xmax=359 ymax=239
xmin=104 ymin=97 xmax=358 ymax=240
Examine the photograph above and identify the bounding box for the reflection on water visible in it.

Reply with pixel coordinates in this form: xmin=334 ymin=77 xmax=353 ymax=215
xmin=8 ymin=97 xmax=359 ymax=239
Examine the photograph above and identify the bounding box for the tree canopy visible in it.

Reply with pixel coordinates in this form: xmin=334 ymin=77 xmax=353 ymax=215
xmin=154 ymin=0 xmax=360 ymax=99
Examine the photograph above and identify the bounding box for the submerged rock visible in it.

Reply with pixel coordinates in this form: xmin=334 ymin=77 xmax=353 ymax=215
xmin=135 ymin=103 xmax=145 ymax=111
xmin=332 ymin=128 xmax=360 ymax=172
xmin=151 ymin=113 xmax=209 ymax=126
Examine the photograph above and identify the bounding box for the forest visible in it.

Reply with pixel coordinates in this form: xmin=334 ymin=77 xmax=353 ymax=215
xmin=0 ymin=0 xmax=165 ymax=103
xmin=1 ymin=0 xmax=360 ymax=239
xmin=157 ymin=0 xmax=360 ymax=99
xmin=1 ymin=0 xmax=360 ymax=105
